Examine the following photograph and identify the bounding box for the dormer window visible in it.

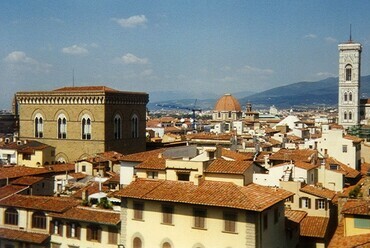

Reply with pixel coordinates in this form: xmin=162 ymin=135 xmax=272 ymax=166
xmin=177 ymin=172 xmax=190 ymax=181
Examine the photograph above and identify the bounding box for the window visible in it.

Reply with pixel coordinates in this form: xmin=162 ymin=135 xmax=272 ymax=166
xmin=4 ymin=208 xmax=18 ymax=225
xmin=50 ymin=220 xmax=63 ymax=236
xmin=133 ymin=202 xmax=144 ymax=220
xmin=349 ymin=92 xmax=353 ymax=101
xmin=50 ymin=243 xmax=61 ymax=248
xmin=81 ymin=165 xmax=86 ymax=172
xmin=34 ymin=115 xmax=44 ymax=138
xmin=344 ymin=112 xmax=347 ymax=120
xmin=131 ymin=114 xmax=139 ymax=138
xmin=147 ymin=171 xmax=158 ymax=179
xmin=57 ymin=115 xmax=67 ymax=139
xmin=86 ymin=225 xmax=101 ymax=242
xmin=343 ymin=145 xmax=348 ymax=153
xmin=345 ymin=66 xmax=352 ymax=81
xmin=344 ymin=92 xmax=348 ymax=102
xmin=82 ymin=115 xmax=91 ymax=140
xmin=285 ymin=196 xmax=294 ymax=203
xmin=177 ymin=172 xmax=190 ymax=181
xmin=354 ymin=218 xmax=370 ymax=229
xmin=114 ymin=114 xmax=122 ymax=139
xmin=223 ymin=212 xmax=237 ymax=233
xmin=349 ymin=111 xmax=352 ymax=120
xmin=108 ymin=226 xmax=118 ymax=244
xmin=316 ymin=199 xmax=326 ymax=210
xmin=162 ymin=205 xmax=174 ymax=225
xmin=22 ymin=154 xmax=31 ymax=160
xmin=32 ymin=211 xmax=46 ymax=229
xmin=228 ymin=111 xmax=232 ymax=118
xmin=263 ymin=212 xmax=268 ymax=230
xmin=193 ymin=208 xmax=206 ymax=229
xmin=66 ymin=222 xmax=80 ymax=239
xmin=299 ymin=197 xmax=311 ymax=209
xmin=133 ymin=237 xmax=142 ymax=248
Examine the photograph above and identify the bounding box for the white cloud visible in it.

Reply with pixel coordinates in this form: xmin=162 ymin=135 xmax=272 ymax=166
xmin=4 ymin=51 xmax=52 ymax=73
xmin=62 ymin=45 xmax=88 ymax=55
xmin=112 ymin=15 xmax=147 ymax=28
xmin=240 ymin=65 xmax=274 ymax=75
xmin=304 ymin=34 xmax=317 ymax=39
xmin=120 ymin=53 xmax=149 ymax=64
xmin=325 ymin=37 xmax=338 ymax=43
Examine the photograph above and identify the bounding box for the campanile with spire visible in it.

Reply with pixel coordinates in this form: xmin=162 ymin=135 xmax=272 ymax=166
xmin=338 ymin=36 xmax=362 ymax=128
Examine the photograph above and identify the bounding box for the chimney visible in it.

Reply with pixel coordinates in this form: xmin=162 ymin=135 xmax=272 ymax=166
xmin=82 ymin=189 xmax=89 ymax=201
xmin=194 ymin=174 xmax=203 ymax=186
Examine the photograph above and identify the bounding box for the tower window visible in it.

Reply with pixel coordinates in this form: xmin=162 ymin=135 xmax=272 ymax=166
xmin=131 ymin=114 xmax=139 ymax=138
xmin=57 ymin=115 xmax=67 ymax=139
xmin=114 ymin=114 xmax=122 ymax=139
xmin=345 ymin=65 xmax=352 ymax=81
xmin=82 ymin=115 xmax=91 ymax=140
xmin=349 ymin=92 xmax=353 ymax=101
xmin=344 ymin=92 xmax=348 ymax=102
xmin=34 ymin=114 xmax=44 ymax=138
xmin=344 ymin=112 xmax=347 ymax=120
xmin=349 ymin=111 xmax=352 ymax=120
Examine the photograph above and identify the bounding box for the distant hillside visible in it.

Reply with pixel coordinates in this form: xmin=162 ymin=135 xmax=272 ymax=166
xmin=148 ymin=76 xmax=370 ymax=110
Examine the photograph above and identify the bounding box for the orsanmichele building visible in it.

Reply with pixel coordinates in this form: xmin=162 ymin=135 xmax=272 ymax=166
xmin=15 ymin=86 xmax=149 ymax=162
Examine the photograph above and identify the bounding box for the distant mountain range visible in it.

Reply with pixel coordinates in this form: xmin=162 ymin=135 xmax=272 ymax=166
xmin=148 ymin=76 xmax=370 ymax=110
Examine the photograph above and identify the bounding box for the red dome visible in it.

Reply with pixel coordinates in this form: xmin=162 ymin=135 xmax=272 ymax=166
xmin=214 ymin=94 xmax=241 ymax=112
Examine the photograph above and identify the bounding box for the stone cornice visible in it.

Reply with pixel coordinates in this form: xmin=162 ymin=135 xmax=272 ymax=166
xmin=15 ymin=91 xmax=149 ymax=105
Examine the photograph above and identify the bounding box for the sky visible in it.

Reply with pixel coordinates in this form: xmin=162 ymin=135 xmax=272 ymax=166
xmin=2 ymin=1 xmax=370 ymax=109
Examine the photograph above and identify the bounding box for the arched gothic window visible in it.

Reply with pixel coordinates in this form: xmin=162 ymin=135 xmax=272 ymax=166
xmin=114 ymin=114 xmax=122 ymax=139
xmin=349 ymin=111 xmax=352 ymax=120
xmin=345 ymin=65 xmax=352 ymax=81
xmin=131 ymin=114 xmax=139 ymax=138
xmin=349 ymin=92 xmax=353 ymax=102
xmin=344 ymin=112 xmax=347 ymax=120
xmin=34 ymin=114 xmax=44 ymax=138
xmin=82 ymin=114 xmax=91 ymax=140
xmin=5 ymin=208 xmax=18 ymax=225
xmin=344 ymin=92 xmax=348 ymax=102
xmin=57 ymin=114 xmax=67 ymax=139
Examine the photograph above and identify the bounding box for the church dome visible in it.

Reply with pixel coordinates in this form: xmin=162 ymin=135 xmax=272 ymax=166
xmin=214 ymin=94 xmax=241 ymax=112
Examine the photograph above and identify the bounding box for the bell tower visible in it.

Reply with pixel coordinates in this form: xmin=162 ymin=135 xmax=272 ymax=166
xmin=338 ymin=39 xmax=362 ymax=128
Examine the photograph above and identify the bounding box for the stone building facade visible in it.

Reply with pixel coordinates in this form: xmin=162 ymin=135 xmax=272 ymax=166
xmin=15 ymin=86 xmax=148 ymax=162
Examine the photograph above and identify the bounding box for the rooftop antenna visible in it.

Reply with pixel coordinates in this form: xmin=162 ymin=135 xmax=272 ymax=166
xmin=349 ymin=24 xmax=352 ymax=42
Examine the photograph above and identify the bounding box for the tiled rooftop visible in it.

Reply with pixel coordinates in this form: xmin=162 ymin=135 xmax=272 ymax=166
xmin=120 ymin=148 xmax=166 ymax=162
xmin=328 ymin=220 xmax=370 ymax=247
xmin=300 ymin=216 xmax=329 ymax=238
xmin=11 ymin=176 xmax=44 ymax=186
xmin=0 ymin=195 xmax=80 ymax=213
xmin=0 ymin=185 xmax=28 ymax=200
xmin=115 ymin=179 xmax=293 ymax=212
xmin=324 ymin=157 xmax=360 ymax=178
xmin=285 ymin=209 xmax=307 ymax=224
xmin=341 ymin=199 xmax=370 ymax=216
xmin=343 ymin=134 xmax=363 ymax=143
xmin=135 ymin=157 xmax=166 ymax=170
xmin=0 ymin=166 xmax=48 ymax=180
xmin=269 ymin=149 xmax=316 ymax=163
xmin=50 ymin=206 xmax=120 ymax=225
xmin=205 ymin=159 xmax=253 ymax=174
xmin=54 ymin=86 xmax=118 ymax=92
xmin=300 ymin=185 xmax=336 ymax=200
xmin=0 ymin=227 xmax=49 ymax=244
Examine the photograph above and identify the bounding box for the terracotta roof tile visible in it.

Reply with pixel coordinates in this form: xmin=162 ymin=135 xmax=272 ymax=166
xmin=324 ymin=157 xmax=360 ymax=178
xmin=285 ymin=209 xmax=307 ymax=224
xmin=214 ymin=94 xmax=241 ymax=111
xmin=72 ymin=182 xmax=109 ymax=199
xmin=300 ymin=185 xmax=336 ymax=200
xmin=135 ymin=157 xmax=166 ymax=170
xmin=269 ymin=149 xmax=317 ymax=163
xmin=50 ymin=206 xmax=120 ymax=225
xmin=344 ymin=135 xmax=363 ymax=143
xmin=0 ymin=166 xmax=48 ymax=180
xmin=115 ymin=179 xmax=293 ymax=212
xmin=69 ymin=172 xmax=88 ymax=180
xmin=328 ymin=220 xmax=370 ymax=248
xmin=341 ymin=199 xmax=370 ymax=216
xmin=120 ymin=148 xmax=166 ymax=162
xmin=294 ymin=161 xmax=318 ymax=170
xmin=187 ymin=133 xmax=233 ymax=141
xmin=54 ymin=86 xmax=118 ymax=92
xmin=205 ymin=159 xmax=253 ymax=174
xmin=0 ymin=185 xmax=28 ymax=199
xmin=11 ymin=176 xmax=44 ymax=186
xmin=0 ymin=227 xmax=49 ymax=244
xmin=300 ymin=216 xmax=329 ymax=238
xmin=0 ymin=195 xmax=80 ymax=213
